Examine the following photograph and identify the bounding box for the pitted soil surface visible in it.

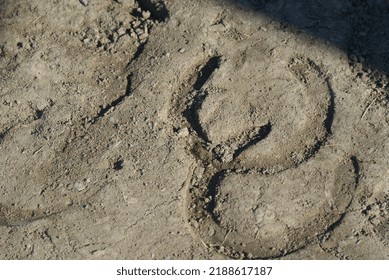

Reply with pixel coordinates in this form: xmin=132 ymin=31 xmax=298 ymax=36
xmin=0 ymin=0 xmax=388 ymax=259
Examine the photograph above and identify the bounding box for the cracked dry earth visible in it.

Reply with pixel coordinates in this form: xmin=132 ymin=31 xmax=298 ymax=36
xmin=0 ymin=0 xmax=389 ymax=259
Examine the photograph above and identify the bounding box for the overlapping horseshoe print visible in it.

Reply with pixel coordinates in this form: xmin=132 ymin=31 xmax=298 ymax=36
xmin=171 ymin=48 xmax=357 ymax=259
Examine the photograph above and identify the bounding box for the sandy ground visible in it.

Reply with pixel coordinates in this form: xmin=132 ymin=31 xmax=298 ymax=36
xmin=0 ymin=0 xmax=388 ymax=259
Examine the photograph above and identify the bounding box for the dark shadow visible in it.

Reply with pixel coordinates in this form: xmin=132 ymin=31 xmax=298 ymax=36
xmin=183 ymin=91 xmax=210 ymax=143
xmin=351 ymin=156 xmax=361 ymax=186
xmin=193 ymin=56 xmax=221 ymax=90
xmin=136 ymin=0 xmax=169 ymax=21
xmin=205 ymin=171 xmax=225 ymax=223
xmin=233 ymin=123 xmax=271 ymax=159
xmin=125 ymin=41 xmax=147 ymax=69
xmin=91 ymin=74 xmax=133 ymax=124
xmin=226 ymin=0 xmax=389 ymax=75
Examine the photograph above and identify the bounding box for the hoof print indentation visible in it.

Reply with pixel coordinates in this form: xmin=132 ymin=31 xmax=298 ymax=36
xmin=171 ymin=53 xmax=356 ymax=259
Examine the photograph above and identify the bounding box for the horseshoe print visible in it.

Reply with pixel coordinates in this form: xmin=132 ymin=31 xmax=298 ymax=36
xmin=171 ymin=51 xmax=357 ymax=259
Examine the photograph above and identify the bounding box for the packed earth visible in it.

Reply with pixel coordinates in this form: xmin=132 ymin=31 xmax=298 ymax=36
xmin=0 ymin=0 xmax=388 ymax=259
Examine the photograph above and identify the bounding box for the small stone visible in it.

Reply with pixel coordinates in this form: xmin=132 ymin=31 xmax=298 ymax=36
xmin=36 ymin=100 xmax=48 ymax=111
xmin=354 ymin=63 xmax=363 ymax=72
xmin=179 ymin=48 xmax=186 ymax=54
xmin=135 ymin=28 xmax=144 ymax=35
xmin=191 ymin=220 xmax=199 ymax=229
xmin=131 ymin=20 xmax=141 ymax=28
xmin=129 ymin=31 xmax=137 ymax=39
xmin=350 ymin=54 xmax=358 ymax=63
xmin=177 ymin=127 xmax=189 ymax=138
xmin=361 ymin=74 xmax=369 ymax=83
xmin=139 ymin=33 xmax=148 ymax=41
xmin=98 ymin=37 xmax=110 ymax=46
xmin=73 ymin=182 xmax=86 ymax=192
xmin=208 ymin=227 xmax=216 ymax=237
xmin=110 ymin=33 xmax=119 ymax=42
xmin=116 ymin=27 xmax=126 ymax=36
xmin=142 ymin=10 xmax=151 ymax=20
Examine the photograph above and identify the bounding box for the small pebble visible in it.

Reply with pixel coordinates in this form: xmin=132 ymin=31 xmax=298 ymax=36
xmin=132 ymin=20 xmax=141 ymax=28
xmin=139 ymin=33 xmax=148 ymax=41
xmin=350 ymin=54 xmax=358 ymax=63
xmin=73 ymin=182 xmax=86 ymax=192
xmin=135 ymin=28 xmax=144 ymax=35
xmin=190 ymin=220 xmax=199 ymax=229
xmin=178 ymin=127 xmax=189 ymax=138
xmin=208 ymin=227 xmax=216 ymax=236
xmin=142 ymin=11 xmax=151 ymax=20
xmin=116 ymin=27 xmax=126 ymax=36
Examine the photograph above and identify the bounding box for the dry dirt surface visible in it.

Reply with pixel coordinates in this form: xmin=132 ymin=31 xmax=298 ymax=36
xmin=0 ymin=0 xmax=388 ymax=259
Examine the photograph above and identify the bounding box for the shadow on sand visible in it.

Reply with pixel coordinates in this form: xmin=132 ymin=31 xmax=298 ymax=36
xmin=227 ymin=0 xmax=389 ymax=76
